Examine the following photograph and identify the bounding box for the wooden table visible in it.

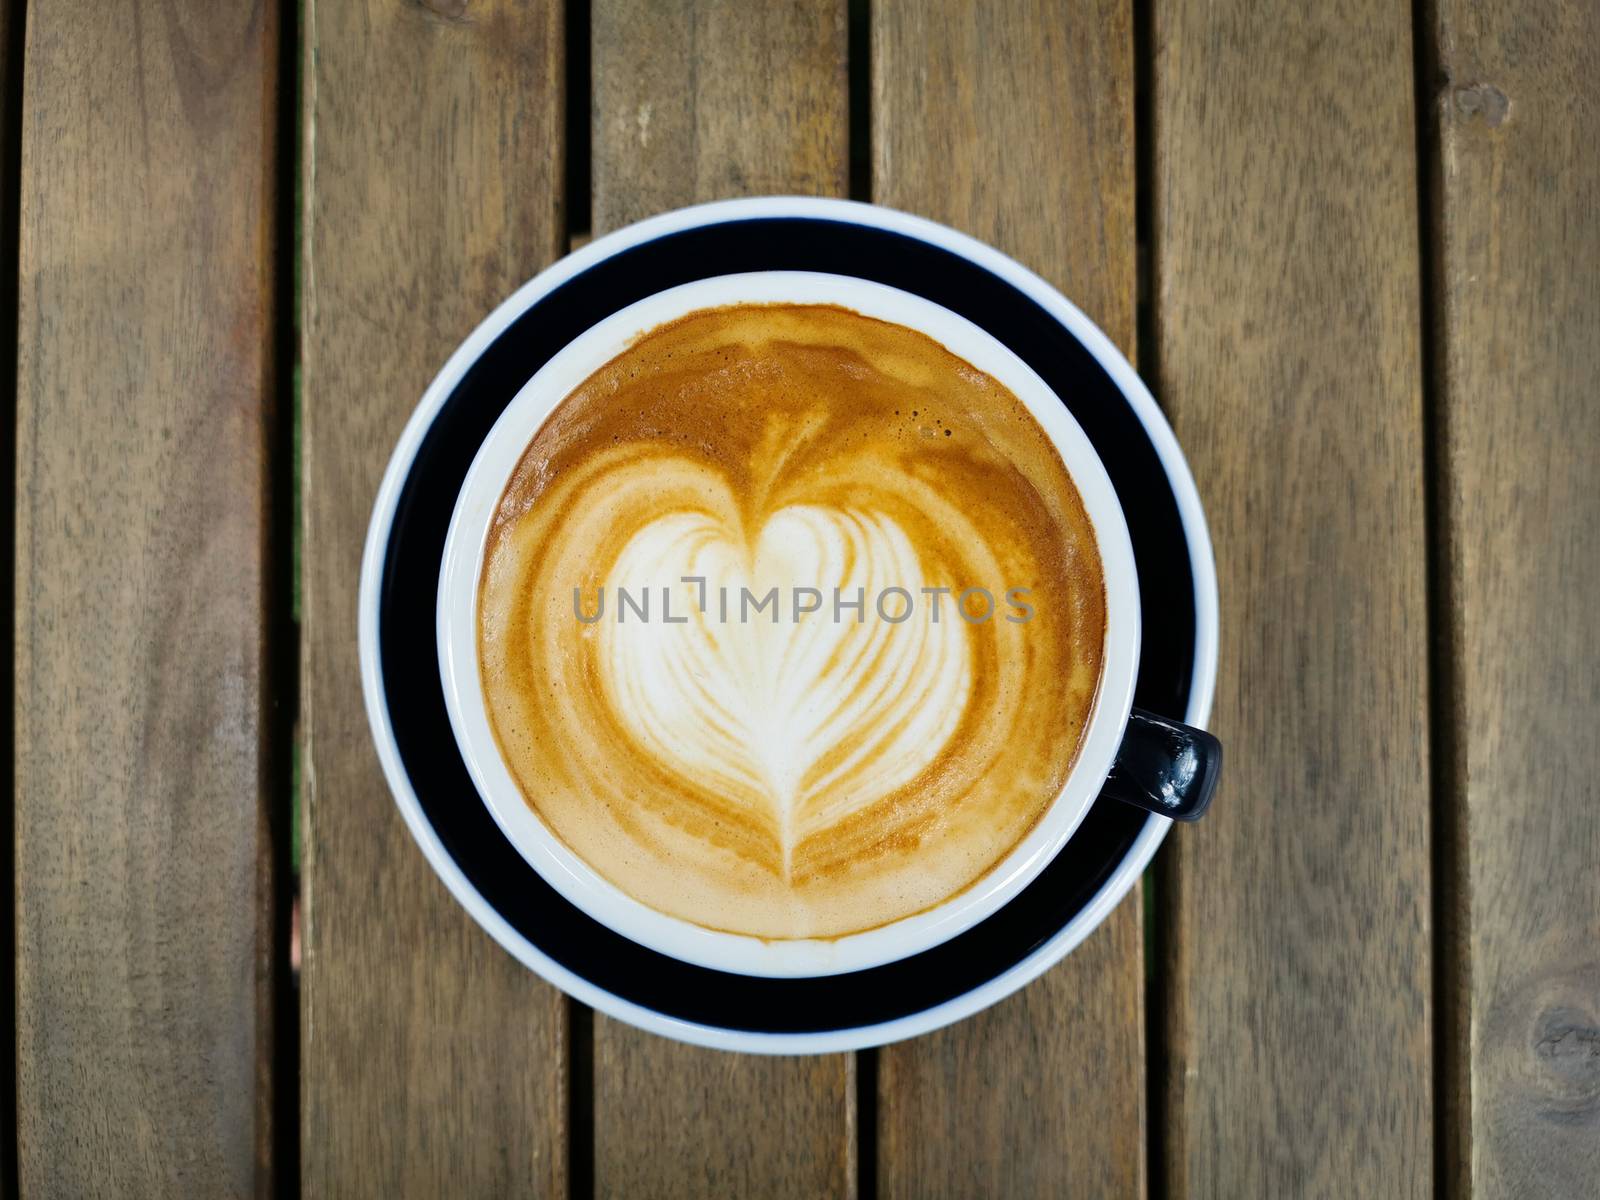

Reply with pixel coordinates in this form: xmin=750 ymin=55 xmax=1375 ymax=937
xmin=10 ymin=1 xmax=1598 ymax=1196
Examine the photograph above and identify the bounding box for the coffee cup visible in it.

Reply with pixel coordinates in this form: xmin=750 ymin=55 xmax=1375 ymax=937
xmin=435 ymin=270 xmax=1218 ymax=978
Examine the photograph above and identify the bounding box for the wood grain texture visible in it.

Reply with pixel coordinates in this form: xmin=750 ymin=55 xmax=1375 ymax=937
xmin=1153 ymin=0 xmax=1433 ymax=1194
xmin=1429 ymin=2 xmax=1600 ymax=1195
xmin=871 ymin=2 xmax=1143 ymax=1194
xmin=299 ymin=1 xmax=567 ymax=1194
xmin=13 ymin=1 xmax=280 ymax=1194
xmin=588 ymin=5 xmax=854 ymax=1197
xmin=877 ymin=913 xmax=1145 ymax=1197
xmin=593 ymin=1041 xmax=854 ymax=1199
xmin=0 ymin=0 xmax=19 ymax=1191
xmin=592 ymin=0 xmax=847 ymax=233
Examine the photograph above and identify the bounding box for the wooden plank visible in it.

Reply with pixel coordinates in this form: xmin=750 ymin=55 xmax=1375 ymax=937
xmin=593 ymin=1041 xmax=854 ymax=1199
xmin=13 ymin=2 xmax=281 ymax=1194
xmin=1152 ymin=0 xmax=1432 ymax=1194
xmin=0 ymin=0 xmax=19 ymax=1190
xmin=870 ymin=2 xmax=1142 ymax=1195
xmin=1429 ymin=3 xmax=1600 ymax=1195
xmin=588 ymin=3 xmax=854 ymax=1197
xmin=592 ymin=0 xmax=848 ymax=234
xmin=299 ymin=1 xmax=568 ymax=1193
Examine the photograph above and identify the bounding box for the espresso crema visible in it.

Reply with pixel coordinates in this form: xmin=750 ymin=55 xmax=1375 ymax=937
xmin=478 ymin=304 xmax=1105 ymax=939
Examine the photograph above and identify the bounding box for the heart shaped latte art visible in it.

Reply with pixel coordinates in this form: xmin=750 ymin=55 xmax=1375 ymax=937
xmin=478 ymin=304 xmax=1105 ymax=940
xmin=599 ymin=501 xmax=972 ymax=883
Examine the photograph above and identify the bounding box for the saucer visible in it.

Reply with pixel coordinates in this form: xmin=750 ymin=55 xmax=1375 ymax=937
xmin=359 ymin=197 xmax=1218 ymax=1053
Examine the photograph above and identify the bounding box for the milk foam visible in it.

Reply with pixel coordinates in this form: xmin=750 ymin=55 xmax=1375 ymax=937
xmin=478 ymin=304 xmax=1105 ymax=939
xmin=600 ymin=505 xmax=971 ymax=882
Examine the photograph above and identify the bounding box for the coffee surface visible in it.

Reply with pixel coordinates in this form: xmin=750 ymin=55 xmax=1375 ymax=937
xmin=479 ymin=304 xmax=1105 ymax=939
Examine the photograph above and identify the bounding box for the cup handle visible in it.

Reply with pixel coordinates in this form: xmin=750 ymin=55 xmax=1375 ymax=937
xmin=1101 ymin=708 xmax=1222 ymax=821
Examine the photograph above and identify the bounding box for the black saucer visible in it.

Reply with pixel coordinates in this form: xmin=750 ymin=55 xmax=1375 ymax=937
xmin=375 ymin=215 xmax=1198 ymax=1035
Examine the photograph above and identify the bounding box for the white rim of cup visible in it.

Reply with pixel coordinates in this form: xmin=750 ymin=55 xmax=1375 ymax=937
xmin=359 ymin=196 xmax=1219 ymax=1053
xmin=436 ymin=272 xmax=1142 ymax=978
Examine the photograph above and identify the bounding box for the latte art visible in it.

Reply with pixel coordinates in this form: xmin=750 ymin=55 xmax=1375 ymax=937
xmin=479 ymin=304 xmax=1105 ymax=939
xmin=600 ymin=504 xmax=972 ymax=884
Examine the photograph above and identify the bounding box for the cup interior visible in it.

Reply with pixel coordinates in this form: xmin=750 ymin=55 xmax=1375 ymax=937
xmin=437 ymin=272 xmax=1141 ymax=977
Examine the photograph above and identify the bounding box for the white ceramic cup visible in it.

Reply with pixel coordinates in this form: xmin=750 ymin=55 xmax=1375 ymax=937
xmin=435 ymin=271 xmax=1146 ymax=977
